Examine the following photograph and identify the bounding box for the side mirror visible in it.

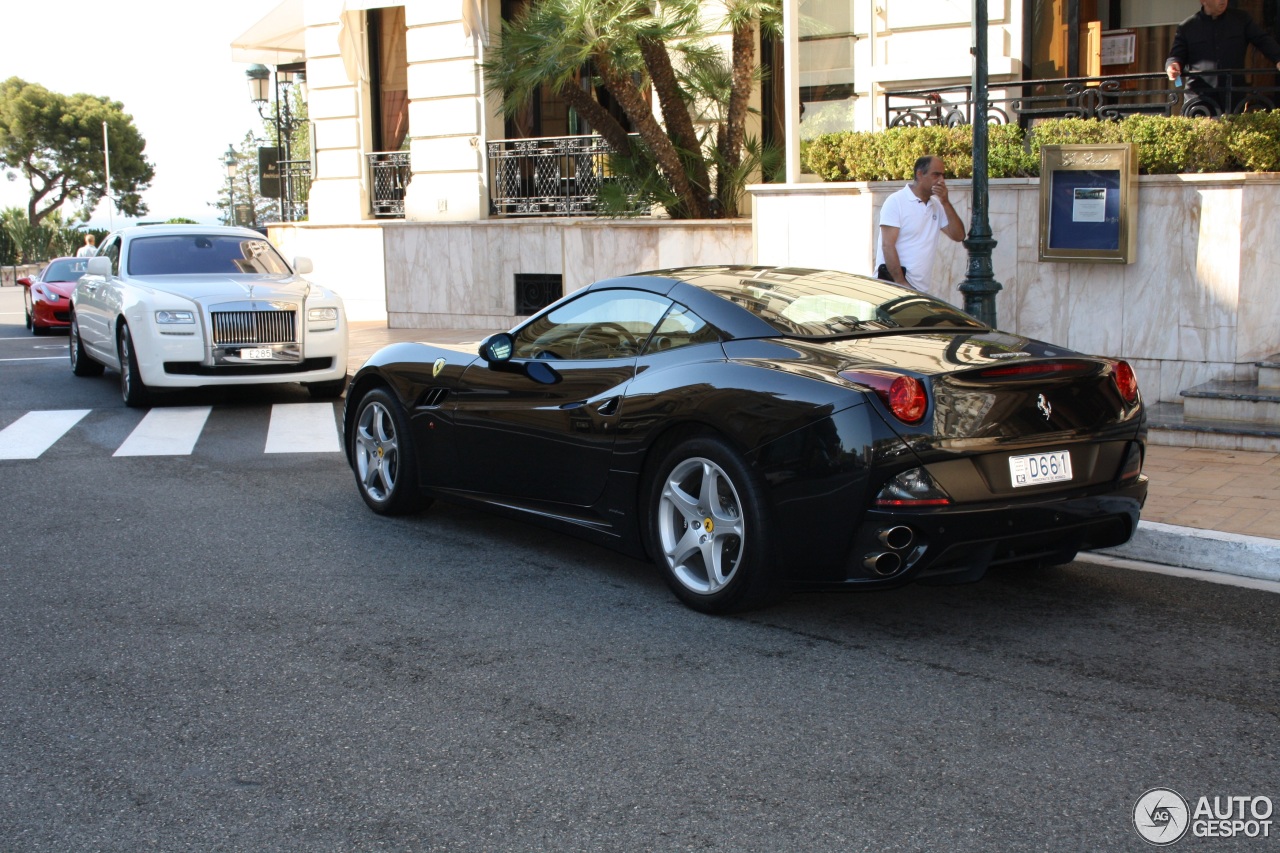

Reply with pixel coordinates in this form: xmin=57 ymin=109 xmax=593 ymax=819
xmin=16 ymin=277 xmax=31 ymax=288
xmin=479 ymin=333 xmax=514 ymax=365
xmin=293 ymin=257 xmax=313 ymax=275
xmin=86 ymin=256 xmax=112 ymax=276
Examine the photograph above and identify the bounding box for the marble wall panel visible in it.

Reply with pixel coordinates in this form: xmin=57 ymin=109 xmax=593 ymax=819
xmin=654 ymin=224 xmax=753 ymax=271
xmin=1119 ymin=182 xmax=1194 ymax=362
xmin=1236 ymin=181 xmax=1280 ymax=362
xmin=1182 ymin=186 xmax=1241 ymax=363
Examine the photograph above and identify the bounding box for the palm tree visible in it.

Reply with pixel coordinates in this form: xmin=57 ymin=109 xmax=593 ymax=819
xmin=484 ymin=0 xmax=779 ymax=219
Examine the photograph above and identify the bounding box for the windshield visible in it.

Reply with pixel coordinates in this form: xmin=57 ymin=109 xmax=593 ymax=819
xmin=43 ymin=258 xmax=91 ymax=282
xmin=126 ymin=234 xmax=292 ymax=276
xmin=698 ymin=269 xmax=985 ymax=337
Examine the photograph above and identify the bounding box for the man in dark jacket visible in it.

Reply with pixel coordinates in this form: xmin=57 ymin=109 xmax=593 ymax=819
xmin=1165 ymin=0 xmax=1280 ymax=115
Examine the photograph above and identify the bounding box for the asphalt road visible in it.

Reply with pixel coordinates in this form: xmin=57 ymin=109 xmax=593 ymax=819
xmin=1 ymin=285 xmax=1277 ymax=851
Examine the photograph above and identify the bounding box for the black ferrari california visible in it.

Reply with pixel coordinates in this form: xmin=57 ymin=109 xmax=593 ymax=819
xmin=343 ymin=266 xmax=1147 ymax=613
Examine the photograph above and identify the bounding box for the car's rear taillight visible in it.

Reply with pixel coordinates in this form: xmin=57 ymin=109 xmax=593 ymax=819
xmin=840 ymin=370 xmax=929 ymax=425
xmin=1113 ymin=360 xmax=1139 ymax=404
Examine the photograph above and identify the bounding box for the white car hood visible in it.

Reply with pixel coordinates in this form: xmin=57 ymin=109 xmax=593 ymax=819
xmin=139 ymin=274 xmax=310 ymax=302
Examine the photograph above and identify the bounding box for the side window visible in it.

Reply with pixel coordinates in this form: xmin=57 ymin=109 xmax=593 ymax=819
xmin=642 ymin=303 xmax=720 ymax=354
xmin=513 ymin=289 xmax=672 ymax=361
xmin=98 ymin=237 xmax=122 ymax=275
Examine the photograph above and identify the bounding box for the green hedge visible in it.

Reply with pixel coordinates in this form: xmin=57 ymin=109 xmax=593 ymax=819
xmin=802 ymin=111 xmax=1280 ymax=181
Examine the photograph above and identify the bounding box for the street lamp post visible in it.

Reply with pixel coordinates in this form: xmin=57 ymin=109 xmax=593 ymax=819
xmin=246 ymin=63 xmax=303 ymax=222
xmin=223 ymin=145 xmax=238 ymax=227
xmin=958 ymin=0 xmax=1002 ymax=328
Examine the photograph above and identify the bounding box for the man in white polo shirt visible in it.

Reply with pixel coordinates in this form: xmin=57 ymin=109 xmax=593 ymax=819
xmin=874 ymin=155 xmax=965 ymax=294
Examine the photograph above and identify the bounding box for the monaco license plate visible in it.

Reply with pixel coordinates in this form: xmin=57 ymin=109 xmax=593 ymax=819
xmin=1009 ymin=450 xmax=1073 ymax=488
xmin=240 ymin=347 xmax=273 ymax=360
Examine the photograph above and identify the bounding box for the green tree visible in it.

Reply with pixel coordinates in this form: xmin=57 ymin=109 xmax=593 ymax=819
xmin=1 ymin=206 xmax=84 ymax=262
xmin=0 ymin=78 xmax=155 ymax=227
xmin=212 ymin=132 xmax=281 ymax=227
xmin=484 ymin=0 xmax=779 ymax=219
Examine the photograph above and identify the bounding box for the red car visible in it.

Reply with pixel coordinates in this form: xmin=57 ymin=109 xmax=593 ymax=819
xmin=20 ymin=256 xmax=87 ymax=335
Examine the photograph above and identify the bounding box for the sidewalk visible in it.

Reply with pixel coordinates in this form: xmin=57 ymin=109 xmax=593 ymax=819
xmin=347 ymin=321 xmax=1280 ymax=585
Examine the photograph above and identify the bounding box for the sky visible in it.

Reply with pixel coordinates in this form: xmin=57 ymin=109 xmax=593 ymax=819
xmin=0 ymin=0 xmax=281 ymax=228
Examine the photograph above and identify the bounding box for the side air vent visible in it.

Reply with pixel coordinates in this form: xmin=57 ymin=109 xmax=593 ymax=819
xmin=417 ymin=388 xmax=450 ymax=408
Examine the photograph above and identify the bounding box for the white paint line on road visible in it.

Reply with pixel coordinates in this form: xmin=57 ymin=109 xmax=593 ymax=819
xmin=113 ymin=407 xmax=212 ymax=457
xmin=0 ymin=356 xmax=66 ymax=362
xmin=264 ymin=403 xmax=341 ymax=453
xmin=0 ymin=410 xmax=91 ymax=459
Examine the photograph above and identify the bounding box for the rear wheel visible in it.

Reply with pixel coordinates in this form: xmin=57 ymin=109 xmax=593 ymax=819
xmin=117 ymin=323 xmax=151 ymax=407
xmin=646 ymin=435 xmax=781 ymax=614
xmin=69 ymin=314 xmax=105 ymax=377
xmin=350 ymin=387 xmax=431 ymax=515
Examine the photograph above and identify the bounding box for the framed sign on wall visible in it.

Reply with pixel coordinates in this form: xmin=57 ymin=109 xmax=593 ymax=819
xmin=1039 ymin=144 xmax=1138 ymax=264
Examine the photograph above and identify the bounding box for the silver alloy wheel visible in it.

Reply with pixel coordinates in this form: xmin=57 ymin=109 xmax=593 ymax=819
xmin=69 ymin=320 xmax=80 ymax=368
xmin=657 ymin=456 xmax=746 ymax=595
xmin=119 ymin=328 xmax=134 ymax=400
xmin=355 ymin=400 xmax=401 ymax=502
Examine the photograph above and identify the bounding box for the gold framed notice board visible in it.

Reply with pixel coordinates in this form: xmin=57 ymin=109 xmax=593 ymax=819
xmin=1039 ymin=144 xmax=1138 ymax=264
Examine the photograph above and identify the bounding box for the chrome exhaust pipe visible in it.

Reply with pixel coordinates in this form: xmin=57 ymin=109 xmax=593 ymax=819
xmin=863 ymin=551 xmax=902 ymax=576
xmin=877 ymin=525 xmax=914 ymax=551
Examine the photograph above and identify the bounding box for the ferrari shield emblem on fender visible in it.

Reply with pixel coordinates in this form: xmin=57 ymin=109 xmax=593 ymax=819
xmin=433 ymin=357 xmax=446 ymax=377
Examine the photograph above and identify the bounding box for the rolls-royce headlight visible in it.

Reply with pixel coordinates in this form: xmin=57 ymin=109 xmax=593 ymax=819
xmin=308 ymin=307 xmax=338 ymax=322
xmin=155 ymin=310 xmax=195 ymax=324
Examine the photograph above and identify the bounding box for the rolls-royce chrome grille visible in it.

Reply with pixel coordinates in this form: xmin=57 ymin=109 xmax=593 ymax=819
xmin=211 ymin=310 xmax=297 ymax=345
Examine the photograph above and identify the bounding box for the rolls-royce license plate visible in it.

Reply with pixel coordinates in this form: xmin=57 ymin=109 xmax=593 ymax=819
xmin=240 ymin=347 xmax=273 ymax=360
xmin=1009 ymin=450 xmax=1072 ymax=487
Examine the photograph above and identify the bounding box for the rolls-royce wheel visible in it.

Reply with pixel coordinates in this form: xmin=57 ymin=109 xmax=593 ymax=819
xmin=350 ymin=387 xmax=432 ymax=515
xmin=647 ymin=435 xmax=781 ymax=614
xmin=69 ymin=314 xmax=104 ymax=377
xmin=117 ymin=323 xmax=151 ymax=407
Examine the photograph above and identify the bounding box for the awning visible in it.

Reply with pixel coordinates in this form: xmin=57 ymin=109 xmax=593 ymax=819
xmin=231 ymin=0 xmax=306 ymax=66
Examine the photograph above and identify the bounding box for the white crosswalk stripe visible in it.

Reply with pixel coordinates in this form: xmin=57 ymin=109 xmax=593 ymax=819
xmin=264 ymin=403 xmax=342 ymax=453
xmin=0 ymin=403 xmax=343 ymax=459
xmin=114 ymin=407 xmax=212 ymax=457
xmin=0 ymin=409 xmax=92 ymax=459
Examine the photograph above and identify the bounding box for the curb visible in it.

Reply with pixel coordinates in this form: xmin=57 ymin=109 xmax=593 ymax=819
xmin=1089 ymin=520 xmax=1280 ymax=584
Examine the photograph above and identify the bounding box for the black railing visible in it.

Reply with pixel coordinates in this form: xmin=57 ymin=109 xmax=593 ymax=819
xmin=886 ymin=70 xmax=1280 ymax=128
xmin=368 ymin=151 xmax=411 ymax=218
xmin=281 ymin=158 xmax=311 ymax=222
xmin=487 ymin=134 xmax=643 ymax=217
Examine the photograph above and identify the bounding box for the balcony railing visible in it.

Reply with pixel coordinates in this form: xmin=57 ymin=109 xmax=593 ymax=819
xmin=280 ymin=158 xmax=310 ymax=222
xmin=885 ymin=70 xmax=1280 ymax=128
xmin=487 ymin=134 xmax=644 ymax=217
xmin=369 ymin=151 xmax=411 ymax=218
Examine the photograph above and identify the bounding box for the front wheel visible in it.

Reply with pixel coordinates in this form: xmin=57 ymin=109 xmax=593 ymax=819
xmin=349 ymin=387 xmax=432 ymax=515
xmin=69 ymin=314 xmax=105 ymax=377
xmin=646 ymin=436 xmax=781 ymax=614
xmin=117 ymin=323 xmax=151 ymax=407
